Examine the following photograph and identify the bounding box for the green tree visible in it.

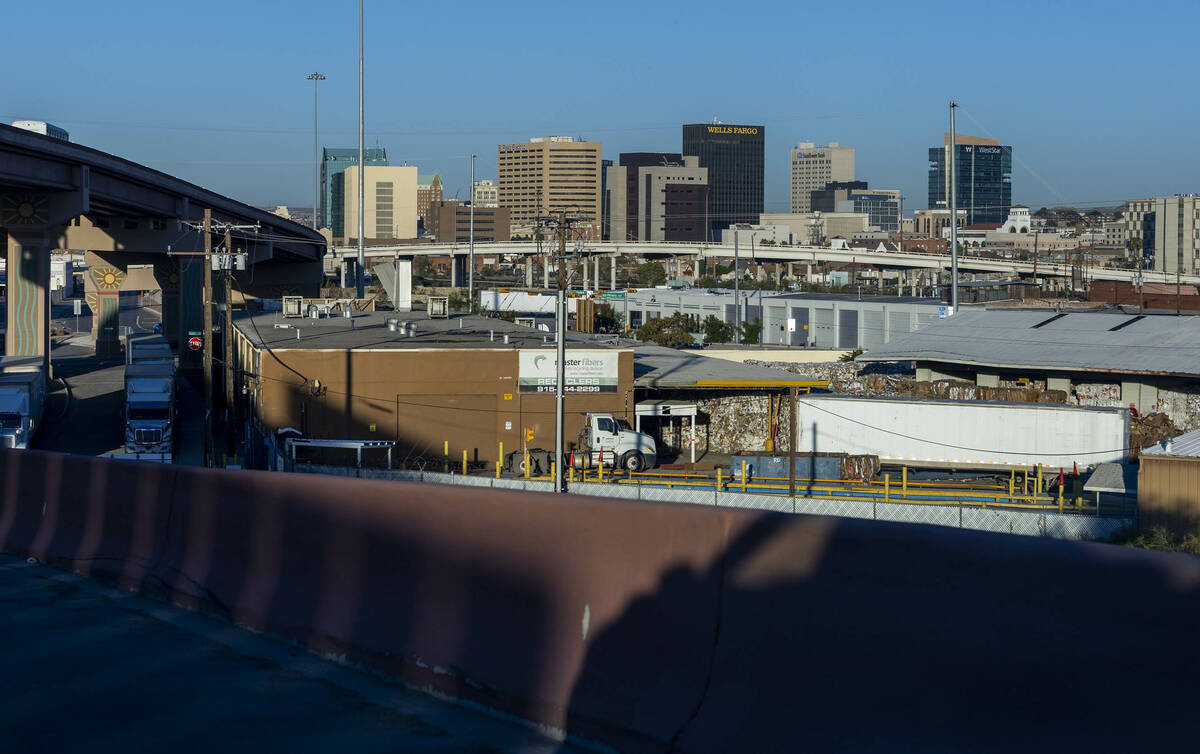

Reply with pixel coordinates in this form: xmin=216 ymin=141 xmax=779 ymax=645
xmin=636 ymin=313 xmax=695 ymax=348
xmin=695 ymin=275 xmax=719 ymax=289
xmin=739 ymin=317 xmax=763 ymax=345
xmin=701 ymin=315 xmax=734 ymax=344
xmin=635 ymin=261 xmax=667 ymax=287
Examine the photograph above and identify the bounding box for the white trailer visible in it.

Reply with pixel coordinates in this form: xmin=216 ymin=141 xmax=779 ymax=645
xmin=478 ymin=290 xmax=579 ymax=315
xmin=0 ymin=358 xmax=46 ymax=450
xmin=795 ymin=395 xmax=1129 ymax=471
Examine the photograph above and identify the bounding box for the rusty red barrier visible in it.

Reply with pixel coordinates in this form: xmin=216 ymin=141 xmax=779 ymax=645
xmin=5 ymin=448 xmax=1200 ymax=752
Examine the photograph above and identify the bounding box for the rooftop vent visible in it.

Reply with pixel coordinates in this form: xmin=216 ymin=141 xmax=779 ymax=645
xmin=282 ymin=296 xmax=303 ymax=318
xmin=428 ymin=297 xmax=449 ymax=318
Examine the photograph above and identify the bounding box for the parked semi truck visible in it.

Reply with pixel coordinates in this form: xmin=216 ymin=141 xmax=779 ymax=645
xmin=506 ymin=413 xmax=658 ymax=475
xmin=794 ymin=394 xmax=1129 ymax=471
xmin=124 ymin=335 xmax=175 ymax=459
xmin=0 ymin=357 xmax=46 ymax=450
xmin=570 ymin=412 xmax=658 ymax=472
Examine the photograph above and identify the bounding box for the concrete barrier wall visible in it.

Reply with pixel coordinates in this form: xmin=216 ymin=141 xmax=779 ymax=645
xmin=3 ymin=449 xmax=1200 ymax=751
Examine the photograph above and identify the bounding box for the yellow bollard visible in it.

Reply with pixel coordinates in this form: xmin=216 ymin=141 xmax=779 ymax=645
xmin=1058 ymin=478 xmax=1064 ymax=514
xmin=524 ymin=448 xmax=530 ymax=479
xmin=598 ymin=451 xmax=604 ymax=483
xmin=444 ymin=441 xmax=449 ymax=473
xmin=499 ymin=441 xmax=504 ymax=474
xmin=717 ymin=467 xmax=723 ymax=492
xmin=462 ymin=449 xmax=468 ymax=475
xmin=1009 ymin=468 xmax=1015 ymax=505
xmin=1036 ymin=464 xmax=1043 ymax=504
xmin=741 ymin=460 xmax=747 ymax=492
xmin=551 ymin=462 xmax=556 ymax=484
xmin=902 ymin=466 xmax=908 ymax=498
xmin=496 ymin=460 xmax=501 ymax=479
xmin=884 ymin=473 xmax=890 ymax=501
xmin=569 ymin=465 xmax=575 ymax=484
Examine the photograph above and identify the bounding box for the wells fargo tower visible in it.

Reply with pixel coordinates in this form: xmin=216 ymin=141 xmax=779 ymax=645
xmin=682 ymin=123 xmax=764 ymax=241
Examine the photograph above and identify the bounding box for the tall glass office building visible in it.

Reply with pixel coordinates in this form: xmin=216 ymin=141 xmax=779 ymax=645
xmin=682 ymin=123 xmax=764 ymax=240
xmin=927 ymin=135 xmax=1011 ymax=225
xmin=320 ymin=147 xmax=388 ymax=231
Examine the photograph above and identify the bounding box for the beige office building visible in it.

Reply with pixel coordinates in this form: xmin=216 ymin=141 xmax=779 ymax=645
xmin=341 ymin=165 xmax=418 ymax=241
xmin=910 ymin=208 xmax=966 ymax=239
xmin=497 ymin=137 xmax=602 ymax=237
xmin=789 ymin=142 xmax=855 ymax=213
xmin=1125 ymin=196 xmax=1200 ymax=275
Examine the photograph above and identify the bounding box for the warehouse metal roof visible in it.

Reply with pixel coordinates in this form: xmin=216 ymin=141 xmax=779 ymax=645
xmin=632 ymin=344 xmax=827 ymax=389
xmin=857 ymin=309 xmax=1200 ymax=378
xmin=1141 ymin=428 xmax=1200 ymax=458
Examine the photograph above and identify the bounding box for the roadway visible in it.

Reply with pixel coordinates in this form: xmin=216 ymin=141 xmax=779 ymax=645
xmin=0 ymin=553 xmax=581 ymax=753
xmin=329 ymin=240 xmax=1191 ymax=286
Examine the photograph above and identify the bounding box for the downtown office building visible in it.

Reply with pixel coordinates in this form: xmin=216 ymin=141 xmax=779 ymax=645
xmin=320 ymin=147 xmax=389 ymax=232
xmin=683 ymin=123 xmax=764 ymax=240
xmin=927 ymin=134 xmax=1011 ymax=225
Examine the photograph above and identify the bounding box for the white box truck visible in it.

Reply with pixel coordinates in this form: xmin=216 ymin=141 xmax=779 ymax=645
xmin=0 ymin=358 xmax=46 ymax=450
xmin=795 ymin=394 xmax=1129 ymax=471
xmin=124 ymin=334 xmax=175 ymax=459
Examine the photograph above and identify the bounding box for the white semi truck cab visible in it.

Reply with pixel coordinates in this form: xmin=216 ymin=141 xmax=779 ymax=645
xmin=572 ymin=412 xmax=657 ymax=472
xmin=124 ymin=363 xmax=175 ymax=455
xmin=0 ymin=360 xmax=45 ymax=450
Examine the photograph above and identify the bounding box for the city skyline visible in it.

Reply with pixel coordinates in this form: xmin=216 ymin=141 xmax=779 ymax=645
xmin=4 ymin=0 xmax=1198 ymax=211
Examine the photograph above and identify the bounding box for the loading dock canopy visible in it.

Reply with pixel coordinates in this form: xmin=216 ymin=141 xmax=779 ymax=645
xmin=635 ymin=400 xmax=699 ymax=462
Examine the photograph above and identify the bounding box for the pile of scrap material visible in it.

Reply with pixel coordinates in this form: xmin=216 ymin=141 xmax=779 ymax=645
xmin=842 ymin=454 xmax=880 ymax=482
xmin=1131 ymin=413 xmax=1179 ymax=460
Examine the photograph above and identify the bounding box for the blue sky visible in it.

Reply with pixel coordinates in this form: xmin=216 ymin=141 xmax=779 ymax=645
xmin=4 ymin=0 xmax=1198 ymax=212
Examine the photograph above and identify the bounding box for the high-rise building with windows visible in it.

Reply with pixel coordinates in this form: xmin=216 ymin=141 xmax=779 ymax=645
xmin=605 ymin=154 xmax=708 ymax=242
xmin=1125 ymin=195 xmax=1200 ymax=275
xmin=682 ymin=123 xmax=764 ymax=240
xmin=336 ymin=165 xmax=417 ymax=241
xmin=471 ymin=179 xmax=498 ymax=208
xmin=497 ymin=137 xmax=602 ymax=238
xmin=320 ymin=147 xmax=388 ymax=231
xmin=790 ymin=142 xmax=855 ymax=213
xmin=416 ymin=174 xmax=442 ymax=224
xmin=928 ymin=134 xmax=1011 ymax=225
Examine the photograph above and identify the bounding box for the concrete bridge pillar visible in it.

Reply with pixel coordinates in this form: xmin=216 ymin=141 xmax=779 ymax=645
xmin=4 ymin=231 xmax=51 ymax=361
xmin=525 ymin=256 xmax=534 ymax=287
xmin=543 ymin=255 xmax=550 ymax=289
xmin=582 ymin=258 xmax=589 ymax=291
xmin=593 ymin=256 xmax=600 ymax=292
xmin=610 ymin=255 xmax=617 ymax=290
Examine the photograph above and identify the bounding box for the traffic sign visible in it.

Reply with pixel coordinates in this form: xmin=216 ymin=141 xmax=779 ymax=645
xmin=599 ymin=290 xmax=625 ymax=299
xmin=188 ymin=336 xmax=202 ymax=351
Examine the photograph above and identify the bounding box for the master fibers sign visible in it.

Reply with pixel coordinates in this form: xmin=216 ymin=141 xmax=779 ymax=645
xmin=518 ymin=350 xmax=618 ymax=394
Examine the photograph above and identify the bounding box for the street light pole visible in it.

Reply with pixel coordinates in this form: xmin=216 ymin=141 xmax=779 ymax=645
xmin=356 ymin=0 xmax=365 ymax=299
xmin=469 ymin=153 xmax=476 ymax=311
xmin=733 ymin=226 xmax=741 ymax=344
xmin=949 ymin=101 xmax=959 ymax=314
xmin=306 ymin=72 xmax=325 ymax=231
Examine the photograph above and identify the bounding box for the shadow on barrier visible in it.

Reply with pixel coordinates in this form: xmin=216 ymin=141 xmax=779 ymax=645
xmin=5 ymin=448 xmax=1200 ymax=752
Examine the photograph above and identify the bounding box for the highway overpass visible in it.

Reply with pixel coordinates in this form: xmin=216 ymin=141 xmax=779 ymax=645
xmin=329 ymin=240 xmax=1189 ymax=289
xmin=0 ymin=123 xmax=325 ymax=360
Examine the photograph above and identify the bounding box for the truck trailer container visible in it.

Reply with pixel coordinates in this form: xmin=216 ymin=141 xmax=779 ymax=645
xmin=0 ymin=357 xmax=46 ymax=449
xmin=795 ymin=395 xmax=1129 ymax=471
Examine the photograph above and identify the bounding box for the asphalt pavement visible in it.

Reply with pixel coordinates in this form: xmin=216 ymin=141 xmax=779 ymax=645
xmin=0 ymin=553 xmax=585 ymax=753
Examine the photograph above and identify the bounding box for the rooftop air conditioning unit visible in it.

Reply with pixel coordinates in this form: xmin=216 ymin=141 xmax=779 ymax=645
xmin=515 ymin=317 xmax=535 ymax=328
xmin=428 ymin=296 xmax=449 ymax=318
xmin=282 ymin=296 xmax=303 ymax=318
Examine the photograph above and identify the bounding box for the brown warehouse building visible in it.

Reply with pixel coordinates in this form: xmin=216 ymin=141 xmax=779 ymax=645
xmin=233 ymin=310 xmax=633 ymax=469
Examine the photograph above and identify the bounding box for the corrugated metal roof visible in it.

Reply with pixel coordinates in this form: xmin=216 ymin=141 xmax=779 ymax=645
xmin=633 ymin=345 xmax=825 ymax=388
xmin=1141 ymin=428 xmax=1200 ymax=458
xmin=857 ymin=310 xmax=1200 ymax=377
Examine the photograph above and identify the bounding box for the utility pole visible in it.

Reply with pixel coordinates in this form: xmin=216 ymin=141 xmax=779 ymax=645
xmin=1177 ymin=264 xmax=1182 ymax=317
xmin=1033 ymin=231 xmax=1039 ymax=298
xmin=554 ymin=210 xmax=567 ymax=494
xmin=224 ymin=227 xmax=235 ymax=465
xmin=1138 ymin=253 xmax=1145 ymax=314
xmin=898 ymin=195 xmax=904 ymax=254
xmin=356 ymin=0 xmax=365 ymax=299
xmin=306 ymin=72 xmax=325 ymax=230
xmin=949 ymin=101 xmax=960 ymax=314
xmin=469 ymin=153 xmax=475 ymax=311
xmin=202 ymin=209 xmax=213 ymax=468
xmin=733 ymin=227 xmax=741 ymax=343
